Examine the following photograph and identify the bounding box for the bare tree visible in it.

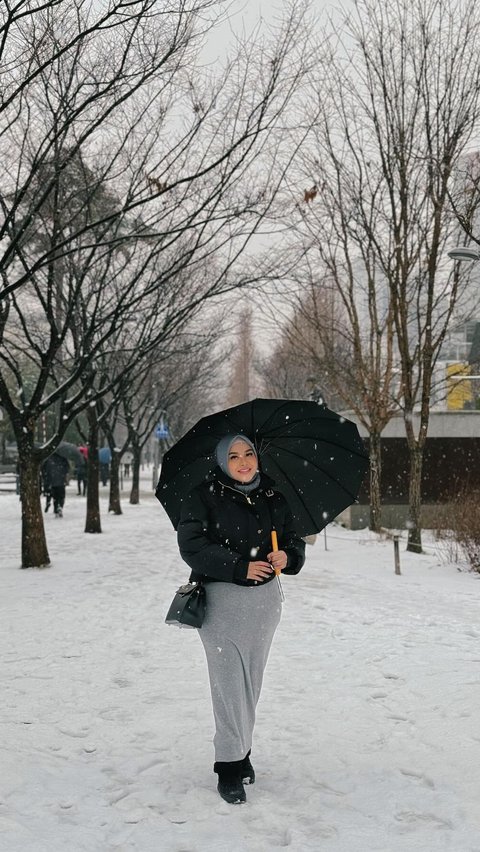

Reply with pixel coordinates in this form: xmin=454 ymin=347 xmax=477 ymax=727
xmin=259 ymin=264 xmax=394 ymax=531
xmin=0 ymin=0 xmax=312 ymax=567
xmin=256 ymin=283 xmax=342 ymax=406
xmin=271 ymin=139 xmax=401 ymax=531
xmin=99 ymin=314 xmax=226 ymax=513
xmin=224 ymin=306 xmax=255 ymax=406
xmin=0 ymin=0 xmax=184 ymax=129
xmin=284 ymin=0 xmax=480 ymax=549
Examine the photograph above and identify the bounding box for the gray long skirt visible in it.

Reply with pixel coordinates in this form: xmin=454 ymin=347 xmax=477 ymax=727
xmin=198 ymin=579 xmax=282 ymax=762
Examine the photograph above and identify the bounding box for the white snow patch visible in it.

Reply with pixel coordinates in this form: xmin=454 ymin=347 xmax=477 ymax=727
xmin=0 ymin=471 xmax=479 ymax=851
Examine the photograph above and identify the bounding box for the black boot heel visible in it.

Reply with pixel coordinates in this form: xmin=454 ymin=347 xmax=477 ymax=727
xmin=241 ymin=750 xmax=255 ymax=785
xmin=214 ymin=760 xmax=247 ymax=804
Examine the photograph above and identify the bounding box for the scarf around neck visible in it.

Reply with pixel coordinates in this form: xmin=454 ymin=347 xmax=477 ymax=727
xmin=233 ymin=471 xmax=261 ymax=494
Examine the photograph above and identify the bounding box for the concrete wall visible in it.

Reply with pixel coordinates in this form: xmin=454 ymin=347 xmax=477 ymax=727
xmin=345 ymin=409 xmax=480 ymax=439
xmin=337 ymin=503 xmax=449 ymax=531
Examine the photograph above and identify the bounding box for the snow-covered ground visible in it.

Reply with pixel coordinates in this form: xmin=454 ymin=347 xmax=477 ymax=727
xmin=1 ymin=472 xmax=480 ymax=852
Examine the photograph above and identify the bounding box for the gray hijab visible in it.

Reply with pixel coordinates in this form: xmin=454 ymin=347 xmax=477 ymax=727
xmin=215 ymin=434 xmax=260 ymax=493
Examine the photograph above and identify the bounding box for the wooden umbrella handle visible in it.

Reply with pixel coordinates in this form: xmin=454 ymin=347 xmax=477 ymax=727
xmin=271 ymin=530 xmax=281 ymax=575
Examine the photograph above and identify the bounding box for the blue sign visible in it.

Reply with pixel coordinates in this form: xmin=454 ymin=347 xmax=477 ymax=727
xmin=155 ymin=422 xmax=169 ymax=439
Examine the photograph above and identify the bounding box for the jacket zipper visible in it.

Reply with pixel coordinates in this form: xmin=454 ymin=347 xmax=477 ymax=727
xmin=217 ymin=480 xmax=282 ymax=594
xmin=218 ymin=481 xmax=253 ymax=504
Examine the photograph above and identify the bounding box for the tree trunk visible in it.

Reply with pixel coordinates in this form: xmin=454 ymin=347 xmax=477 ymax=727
xmin=407 ymin=444 xmax=423 ymax=553
xmin=129 ymin=445 xmax=141 ymax=505
xmin=85 ymin=408 xmax=102 ymax=534
xmin=368 ymin=431 xmax=382 ymax=532
xmin=18 ymin=448 xmax=50 ymax=568
xmin=108 ymin=450 xmax=122 ymax=515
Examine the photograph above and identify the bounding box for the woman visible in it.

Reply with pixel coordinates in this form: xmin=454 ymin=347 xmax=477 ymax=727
xmin=177 ymin=434 xmax=305 ymax=804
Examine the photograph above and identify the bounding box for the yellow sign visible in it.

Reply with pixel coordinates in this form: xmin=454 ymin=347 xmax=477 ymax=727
xmin=446 ymin=363 xmax=472 ymax=410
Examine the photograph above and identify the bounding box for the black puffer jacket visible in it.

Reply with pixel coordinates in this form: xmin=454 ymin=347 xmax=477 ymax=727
xmin=42 ymin=453 xmax=69 ymax=488
xmin=177 ymin=469 xmax=306 ymax=586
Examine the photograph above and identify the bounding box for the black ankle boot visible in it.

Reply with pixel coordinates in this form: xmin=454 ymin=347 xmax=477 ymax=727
xmin=241 ymin=750 xmax=255 ymax=785
xmin=214 ymin=760 xmax=246 ymax=804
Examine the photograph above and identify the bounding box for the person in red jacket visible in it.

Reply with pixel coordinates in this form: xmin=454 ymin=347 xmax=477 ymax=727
xmin=177 ymin=434 xmax=305 ymax=804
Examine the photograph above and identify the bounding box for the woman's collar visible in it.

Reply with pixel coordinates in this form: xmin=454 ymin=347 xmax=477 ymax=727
xmin=211 ymin=466 xmax=275 ymax=491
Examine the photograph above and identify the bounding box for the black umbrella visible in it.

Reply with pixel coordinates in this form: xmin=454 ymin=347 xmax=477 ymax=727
xmin=156 ymin=398 xmax=369 ymax=537
xmin=55 ymin=442 xmax=83 ymax=462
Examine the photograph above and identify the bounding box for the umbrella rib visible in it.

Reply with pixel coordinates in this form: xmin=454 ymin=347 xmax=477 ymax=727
xmin=261 ymin=434 xmax=367 ymax=460
xmin=252 ymin=399 xmax=319 ymax=439
xmin=264 ymin=452 xmax=322 ymax=532
xmin=263 ymin=443 xmax=364 ymax=501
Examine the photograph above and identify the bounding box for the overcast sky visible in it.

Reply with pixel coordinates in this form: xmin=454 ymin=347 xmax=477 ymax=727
xmin=205 ymin=0 xmax=355 ymax=62
xmin=226 ymin=0 xmax=353 ymax=30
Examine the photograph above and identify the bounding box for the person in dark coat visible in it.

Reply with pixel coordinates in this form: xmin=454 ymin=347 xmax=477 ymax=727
xmin=99 ymin=447 xmax=111 ymax=486
xmin=177 ymin=434 xmax=305 ymax=805
xmin=74 ymin=454 xmax=87 ymax=495
xmin=40 ymin=463 xmax=52 ymax=512
xmin=42 ymin=452 xmax=69 ymax=517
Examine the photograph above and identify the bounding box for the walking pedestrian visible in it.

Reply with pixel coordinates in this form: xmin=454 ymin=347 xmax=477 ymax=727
xmin=99 ymin=447 xmax=111 ymax=486
xmin=123 ymin=451 xmax=133 ymax=479
xmin=75 ymin=453 xmax=87 ymax=495
xmin=41 ymin=465 xmax=52 ymax=512
xmin=42 ymin=452 xmax=69 ymax=517
xmin=177 ymin=434 xmax=305 ymax=804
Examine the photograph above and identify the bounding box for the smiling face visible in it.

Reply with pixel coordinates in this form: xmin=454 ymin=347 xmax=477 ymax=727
xmin=227 ymin=440 xmax=258 ymax=483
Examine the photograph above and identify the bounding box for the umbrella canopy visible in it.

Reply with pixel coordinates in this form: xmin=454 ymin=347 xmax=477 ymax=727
xmin=99 ymin=447 xmax=112 ymax=464
xmin=55 ymin=442 xmax=83 ymax=462
xmin=156 ymin=398 xmax=369 ymax=537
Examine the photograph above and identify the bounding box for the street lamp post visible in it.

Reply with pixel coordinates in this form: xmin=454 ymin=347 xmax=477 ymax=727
xmin=447 ymin=247 xmax=480 ymax=262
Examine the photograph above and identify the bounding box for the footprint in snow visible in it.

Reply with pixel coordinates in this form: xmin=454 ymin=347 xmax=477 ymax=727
xmin=394 ymin=810 xmax=454 ymax=830
xmin=57 ymin=726 xmax=90 ymax=739
xmin=399 ymin=768 xmax=435 ymax=788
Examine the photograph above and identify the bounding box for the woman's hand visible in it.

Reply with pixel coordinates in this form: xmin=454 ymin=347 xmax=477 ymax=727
xmin=247 ymin=560 xmax=274 ymax=581
xmin=267 ymin=549 xmax=288 ymax=574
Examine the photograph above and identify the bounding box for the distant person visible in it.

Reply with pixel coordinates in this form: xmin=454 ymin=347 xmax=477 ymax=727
xmin=75 ymin=454 xmax=87 ymax=495
xmin=123 ymin=451 xmax=133 ymax=479
xmin=42 ymin=452 xmax=69 ymax=517
xmin=99 ymin=447 xmax=111 ymax=486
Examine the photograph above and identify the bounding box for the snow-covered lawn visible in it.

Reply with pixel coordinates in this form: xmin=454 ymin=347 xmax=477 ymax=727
xmin=1 ymin=478 xmax=480 ymax=851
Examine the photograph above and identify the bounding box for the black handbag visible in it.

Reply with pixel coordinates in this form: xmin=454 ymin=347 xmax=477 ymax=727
xmin=165 ymin=582 xmax=206 ymax=629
